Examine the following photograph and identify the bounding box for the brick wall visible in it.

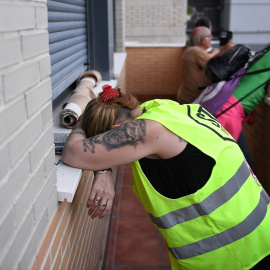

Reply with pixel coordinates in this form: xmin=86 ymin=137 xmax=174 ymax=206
xmin=125 ymin=46 xmax=184 ymax=101
xmin=32 ymin=170 xmax=111 ymax=270
xmin=125 ymin=0 xmax=188 ymax=43
xmin=243 ymin=101 xmax=270 ymax=194
xmin=0 ymin=1 xmax=57 ymax=269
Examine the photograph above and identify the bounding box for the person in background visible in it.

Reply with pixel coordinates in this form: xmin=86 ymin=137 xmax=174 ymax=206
xmin=62 ymin=85 xmax=270 ymax=270
xmin=185 ymin=21 xmax=254 ymax=174
xmin=194 ymin=16 xmax=214 ymax=53
xmin=177 ymin=26 xmax=220 ymax=104
xmin=185 ymin=16 xmax=213 ymax=48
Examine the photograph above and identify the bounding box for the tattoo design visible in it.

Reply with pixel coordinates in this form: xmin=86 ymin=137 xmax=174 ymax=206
xmin=84 ymin=120 xmax=146 ymax=153
xmin=73 ymin=121 xmax=82 ymax=130
xmin=69 ymin=130 xmax=85 ymax=136
xmin=84 ymin=135 xmax=102 ymax=153
xmin=68 ymin=121 xmax=86 ymax=137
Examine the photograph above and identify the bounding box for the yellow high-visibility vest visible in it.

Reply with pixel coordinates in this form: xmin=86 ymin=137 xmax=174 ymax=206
xmin=131 ymin=99 xmax=270 ymax=269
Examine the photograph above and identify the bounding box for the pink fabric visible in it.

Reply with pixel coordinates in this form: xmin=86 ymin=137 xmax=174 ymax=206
xmin=215 ymin=95 xmax=246 ymax=141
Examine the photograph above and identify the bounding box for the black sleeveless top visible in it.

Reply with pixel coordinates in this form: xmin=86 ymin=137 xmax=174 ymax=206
xmin=139 ymin=143 xmax=215 ymax=199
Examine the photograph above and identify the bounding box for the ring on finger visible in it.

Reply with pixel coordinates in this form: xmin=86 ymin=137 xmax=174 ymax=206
xmin=99 ymin=202 xmax=106 ymax=207
xmin=94 ymin=198 xmax=101 ymax=204
xmin=95 ymin=197 xmax=101 ymax=201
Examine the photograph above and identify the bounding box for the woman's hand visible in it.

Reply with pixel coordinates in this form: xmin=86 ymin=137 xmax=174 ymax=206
xmin=86 ymin=171 xmax=115 ymax=219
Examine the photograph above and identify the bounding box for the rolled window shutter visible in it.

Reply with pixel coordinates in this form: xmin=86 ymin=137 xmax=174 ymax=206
xmin=48 ymin=0 xmax=88 ymax=100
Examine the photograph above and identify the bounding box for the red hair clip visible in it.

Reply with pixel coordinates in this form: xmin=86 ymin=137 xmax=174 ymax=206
xmin=101 ymin=84 xmax=120 ymax=102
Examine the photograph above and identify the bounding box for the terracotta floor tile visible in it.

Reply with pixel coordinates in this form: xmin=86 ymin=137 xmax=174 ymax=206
xmin=112 ymin=187 xmax=122 ymax=217
xmin=109 ymin=216 xmax=118 ymax=238
xmin=117 ymin=217 xmax=159 ymax=239
xmin=122 ymin=166 xmax=133 ymax=185
xmin=105 ymin=237 xmax=115 ymax=265
xmin=121 ymin=185 xmax=139 ymax=201
xmin=103 ymin=264 xmax=112 ymax=270
xmin=115 ymin=184 xmax=122 ymax=200
xmin=122 ymin=175 xmax=133 ymax=185
xmin=114 ymin=238 xmax=162 ymax=266
xmin=119 ymin=198 xmax=148 ymax=218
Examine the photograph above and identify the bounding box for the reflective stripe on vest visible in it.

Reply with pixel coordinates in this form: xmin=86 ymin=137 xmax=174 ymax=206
xmin=147 ymin=160 xmax=270 ymax=260
xmin=168 ymin=189 xmax=269 ymax=260
xmin=148 ymin=161 xmax=250 ymax=229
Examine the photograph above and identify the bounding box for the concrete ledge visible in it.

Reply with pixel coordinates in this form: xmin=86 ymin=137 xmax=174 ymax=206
xmin=55 ymin=157 xmax=82 ymax=202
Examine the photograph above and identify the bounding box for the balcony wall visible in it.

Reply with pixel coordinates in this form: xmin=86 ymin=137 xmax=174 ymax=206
xmin=125 ymin=46 xmax=184 ymax=102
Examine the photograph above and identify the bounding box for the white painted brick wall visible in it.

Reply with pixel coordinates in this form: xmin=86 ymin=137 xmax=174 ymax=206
xmin=3 ymin=62 xmax=40 ymax=102
xmin=0 ymin=157 xmax=30 ymax=220
xmin=33 ymin=168 xmax=56 ymax=223
xmin=0 ymin=4 xmax=36 ymax=32
xmin=36 ymin=6 xmax=48 ymax=29
xmin=44 ymin=145 xmax=56 ymax=177
xmin=9 ymin=112 xmax=43 ymax=167
xmin=42 ymin=102 xmax=53 ymax=130
xmin=46 ymin=185 xmax=58 ymax=220
xmin=1 ymin=210 xmax=34 ymax=270
xmin=25 ymin=79 xmax=52 ymax=117
xmin=0 ymin=144 xmax=9 ymax=180
xmin=15 ymin=164 xmax=45 ymax=228
xmin=40 ymin=55 xmax=51 ymax=80
xmin=0 ymin=37 xmax=21 ymax=69
xmin=0 ymin=76 xmax=3 ymax=106
xmin=22 ymin=32 xmax=49 ymax=60
xmin=29 ymin=125 xmax=54 ymax=172
xmin=19 ymin=210 xmax=48 ymax=270
xmin=0 ymin=0 xmax=57 ymax=269
xmin=0 ymin=96 xmax=27 ymax=143
xmin=0 ymin=210 xmax=14 ymax=263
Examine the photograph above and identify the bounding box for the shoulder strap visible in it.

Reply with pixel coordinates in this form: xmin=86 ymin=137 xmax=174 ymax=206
xmin=230 ymin=67 xmax=270 ymax=80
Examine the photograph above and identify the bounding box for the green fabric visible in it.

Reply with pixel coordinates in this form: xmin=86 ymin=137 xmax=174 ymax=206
xmin=130 ymin=99 xmax=270 ymax=269
xmin=233 ymin=44 xmax=270 ymax=114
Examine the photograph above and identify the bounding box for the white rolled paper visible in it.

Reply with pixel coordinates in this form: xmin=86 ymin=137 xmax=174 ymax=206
xmin=59 ymin=70 xmax=102 ymax=129
xmin=64 ymin=103 xmax=82 ymax=118
xmin=81 ymin=77 xmax=96 ymax=85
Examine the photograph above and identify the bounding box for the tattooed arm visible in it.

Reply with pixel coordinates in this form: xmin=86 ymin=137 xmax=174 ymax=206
xmin=62 ymin=118 xmax=187 ymax=220
xmin=62 ymin=118 xmax=187 ymax=171
xmin=62 ymin=119 xmax=150 ymax=171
